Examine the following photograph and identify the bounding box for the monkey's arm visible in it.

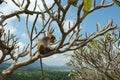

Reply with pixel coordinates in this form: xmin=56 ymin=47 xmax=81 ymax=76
xmin=45 ymin=44 xmax=54 ymax=53
xmin=38 ymin=45 xmax=54 ymax=54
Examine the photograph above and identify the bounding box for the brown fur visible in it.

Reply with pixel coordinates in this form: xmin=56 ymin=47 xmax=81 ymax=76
xmin=37 ymin=34 xmax=55 ymax=54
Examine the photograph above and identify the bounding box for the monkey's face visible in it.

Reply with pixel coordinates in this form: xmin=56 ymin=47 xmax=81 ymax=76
xmin=50 ymin=35 xmax=55 ymax=43
xmin=46 ymin=32 xmax=56 ymax=43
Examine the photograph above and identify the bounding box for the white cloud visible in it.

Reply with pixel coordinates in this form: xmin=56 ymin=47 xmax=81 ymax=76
xmin=43 ymin=53 xmax=70 ymax=66
xmin=17 ymin=42 xmax=25 ymax=47
xmin=0 ymin=0 xmax=54 ymax=17
xmin=26 ymin=0 xmax=54 ymax=22
xmin=17 ymin=42 xmax=26 ymax=51
xmin=0 ymin=0 xmax=71 ymax=66
xmin=4 ymin=25 xmax=17 ymax=34
xmin=14 ymin=42 xmax=26 ymax=57
xmin=0 ymin=41 xmax=26 ymax=63
xmin=21 ymin=33 xmax=27 ymax=39
xmin=0 ymin=0 xmax=19 ymax=15
xmin=2 ymin=15 xmax=17 ymax=35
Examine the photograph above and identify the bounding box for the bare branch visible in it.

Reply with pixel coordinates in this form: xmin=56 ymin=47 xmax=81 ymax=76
xmin=25 ymin=0 xmax=30 ymax=10
xmin=0 ymin=0 xmax=117 ymax=79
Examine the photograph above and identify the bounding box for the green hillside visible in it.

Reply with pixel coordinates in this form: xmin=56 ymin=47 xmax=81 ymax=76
xmin=0 ymin=62 xmax=72 ymax=80
xmin=7 ymin=69 xmax=70 ymax=80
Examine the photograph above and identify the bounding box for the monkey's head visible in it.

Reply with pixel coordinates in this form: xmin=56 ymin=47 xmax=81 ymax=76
xmin=50 ymin=35 xmax=55 ymax=43
xmin=47 ymin=33 xmax=56 ymax=43
xmin=46 ymin=27 xmax=56 ymax=43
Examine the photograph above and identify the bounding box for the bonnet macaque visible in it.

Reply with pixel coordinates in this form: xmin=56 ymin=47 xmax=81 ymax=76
xmin=37 ymin=28 xmax=55 ymax=80
xmin=37 ymin=28 xmax=55 ymax=54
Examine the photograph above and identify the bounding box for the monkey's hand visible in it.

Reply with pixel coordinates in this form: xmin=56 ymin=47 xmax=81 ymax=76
xmin=46 ymin=47 xmax=54 ymax=52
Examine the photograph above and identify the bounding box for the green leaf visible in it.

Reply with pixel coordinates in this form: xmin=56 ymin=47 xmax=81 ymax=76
xmin=39 ymin=8 xmax=45 ymax=20
xmin=16 ymin=14 xmax=20 ymax=22
xmin=41 ymin=12 xmax=45 ymax=20
xmin=83 ymin=0 xmax=92 ymax=13
xmin=38 ymin=5 xmax=45 ymax=20
xmin=74 ymin=50 xmax=79 ymax=55
xmin=113 ymin=0 xmax=120 ymax=6
xmin=87 ymin=44 xmax=92 ymax=48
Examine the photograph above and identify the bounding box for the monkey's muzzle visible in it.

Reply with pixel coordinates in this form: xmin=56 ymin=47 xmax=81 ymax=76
xmin=50 ymin=36 xmax=56 ymax=43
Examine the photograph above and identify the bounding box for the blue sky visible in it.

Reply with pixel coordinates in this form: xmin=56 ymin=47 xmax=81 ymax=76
xmin=0 ymin=0 xmax=120 ymax=66
xmin=81 ymin=4 xmax=120 ymax=33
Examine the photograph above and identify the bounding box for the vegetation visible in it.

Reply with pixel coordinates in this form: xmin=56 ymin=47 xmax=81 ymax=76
xmin=7 ymin=70 xmax=70 ymax=80
xmin=68 ymin=30 xmax=120 ymax=80
xmin=0 ymin=0 xmax=119 ymax=80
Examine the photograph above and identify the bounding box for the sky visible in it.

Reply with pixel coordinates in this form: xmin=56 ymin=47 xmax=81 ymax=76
xmin=0 ymin=0 xmax=120 ymax=66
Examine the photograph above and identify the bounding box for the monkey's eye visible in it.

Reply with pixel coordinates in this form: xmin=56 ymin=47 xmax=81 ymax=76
xmin=51 ymin=36 xmax=55 ymax=40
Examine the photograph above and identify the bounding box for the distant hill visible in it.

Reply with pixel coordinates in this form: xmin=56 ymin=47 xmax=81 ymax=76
xmin=22 ymin=60 xmax=73 ymax=71
xmin=0 ymin=63 xmax=11 ymax=69
xmin=0 ymin=61 xmax=73 ymax=71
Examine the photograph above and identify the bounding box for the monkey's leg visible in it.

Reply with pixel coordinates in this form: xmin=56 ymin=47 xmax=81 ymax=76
xmin=39 ymin=45 xmax=46 ymax=54
xmin=46 ymin=47 xmax=54 ymax=52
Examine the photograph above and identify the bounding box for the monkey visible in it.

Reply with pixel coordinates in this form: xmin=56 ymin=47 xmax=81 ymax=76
xmin=37 ymin=31 xmax=55 ymax=54
xmin=37 ymin=29 xmax=55 ymax=80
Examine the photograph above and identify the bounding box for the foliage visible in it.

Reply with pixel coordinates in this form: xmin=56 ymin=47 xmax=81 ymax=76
xmin=68 ymin=30 xmax=120 ymax=80
xmin=0 ymin=0 xmax=118 ymax=80
xmin=7 ymin=70 xmax=70 ymax=80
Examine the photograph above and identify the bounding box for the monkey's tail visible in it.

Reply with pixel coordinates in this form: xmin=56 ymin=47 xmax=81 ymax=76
xmin=39 ymin=56 xmax=45 ymax=80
